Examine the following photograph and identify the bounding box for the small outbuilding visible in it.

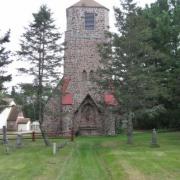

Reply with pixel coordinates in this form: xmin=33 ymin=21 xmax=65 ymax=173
xmin=0 ymin=99 xmax=19 ymax=131
xmin=16 ymin=112 xmax=31 ymax=132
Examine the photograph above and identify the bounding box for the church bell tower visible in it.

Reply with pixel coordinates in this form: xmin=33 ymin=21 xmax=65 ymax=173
xmin=43 ymin=0 xmax=116 ymax=136
xmin=64 ymin=0 xmax=109 ymax=104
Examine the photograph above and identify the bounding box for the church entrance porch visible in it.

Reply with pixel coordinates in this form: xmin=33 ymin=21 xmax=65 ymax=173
xmin=74 ymin=95 xmax=102 ymax=136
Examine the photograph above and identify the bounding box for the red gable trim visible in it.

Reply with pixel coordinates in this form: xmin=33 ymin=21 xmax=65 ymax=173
xmin=62 ymin=93 xmax=73 ymax=105
xmin=61 ymin=77 xmax=71 ymax=94
xmin=61 ymin=77 xmax=73 ymax=105
xmin=104 ymin=93 xmax=118 ymax=106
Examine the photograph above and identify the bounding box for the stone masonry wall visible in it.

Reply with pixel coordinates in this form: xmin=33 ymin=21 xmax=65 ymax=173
xmin=64 ymin=7 xmax=109 ymax=111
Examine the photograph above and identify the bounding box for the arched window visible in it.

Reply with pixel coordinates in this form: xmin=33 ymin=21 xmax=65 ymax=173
xmin=82 ymin=70 xmax=87 ymax=81
xmin=89 ymin=70 xmax=94 ymax=81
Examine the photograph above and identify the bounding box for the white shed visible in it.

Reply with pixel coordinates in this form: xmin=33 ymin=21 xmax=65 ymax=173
xmin=17 ymin=118 xmax=31 ymax=132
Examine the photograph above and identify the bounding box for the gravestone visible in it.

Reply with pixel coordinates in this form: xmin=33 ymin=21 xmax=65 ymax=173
xmin=53 ymin=142 xmax=57 ymax=155
xmin=2 ymin=126 xmax=9 ymax=154
xmin=151 ymin=128 xmax=160 ymax=147
xmin=32 ymin=131 xmax=35 ymax=142
xmin=2 ymin=126 xmax=8 ymax=144
xmin=16 ymin=134 xmax=23 ymax=148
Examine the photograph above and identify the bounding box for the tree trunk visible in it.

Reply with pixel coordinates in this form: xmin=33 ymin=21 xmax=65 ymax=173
xmin=127 ymin=111 xmax=134 ymax=144
xmin=39 ymin=96 xmax=51 ymax=146
xmin=39 ymin=122 xmax=51 ymax=146
xmin=38 ymin=77 xmax=51 ymax=146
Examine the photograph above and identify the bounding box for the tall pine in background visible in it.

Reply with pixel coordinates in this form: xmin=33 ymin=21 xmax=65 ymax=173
xmin=143 ymin=0 xmax=180 ymax=128
xmin=18 ymin=5 xmax=63 ymax=146
xmin=99 ymin=0 xmax=166 ymax=143
xmin=0 ymin=31 xmax=11 ymax=91
xmin=0 ymin=31 xmax=11 ymax=109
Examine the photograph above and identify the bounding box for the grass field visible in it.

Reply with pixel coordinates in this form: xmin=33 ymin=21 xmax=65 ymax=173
xmin=0 ymin=132 xmax=180 ymax=180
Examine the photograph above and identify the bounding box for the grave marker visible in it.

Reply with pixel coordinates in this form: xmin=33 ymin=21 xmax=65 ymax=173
xmin=53 ymin=142 xmax=57 ymax=155
xmin=16 ymin=134 xmax=23 ymax=148
xmin=2 ymin=126 xmax=8 ymax=144
xmin=151 ymin=128 xmax=160 ymax=147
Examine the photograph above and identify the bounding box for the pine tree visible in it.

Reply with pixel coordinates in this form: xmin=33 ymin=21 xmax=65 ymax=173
xmin=144 ymin=0 xmax=180 ymax=128
xmin=18 ymin=5 xmax=63 ymax=146
xmin=0 ymin=31 xmax=11 ymax=91
xmin=0 ymin=31 xmax=11 ymax=110
xmin=99 ymin=0 xmax=165 ymax=143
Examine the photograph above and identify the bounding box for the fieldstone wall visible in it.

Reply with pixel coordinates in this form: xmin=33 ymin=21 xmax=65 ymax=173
xmin=103 ymin=107 xmax=116 ymax=135
xmin=64 ymin=6 xmax=109 ymax=111
xmin=43 ymin=86 xmax=62 ymax=134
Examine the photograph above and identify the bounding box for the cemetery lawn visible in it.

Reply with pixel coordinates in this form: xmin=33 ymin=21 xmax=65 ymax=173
xmin=0 ymin=132 xmax=180 ymax=180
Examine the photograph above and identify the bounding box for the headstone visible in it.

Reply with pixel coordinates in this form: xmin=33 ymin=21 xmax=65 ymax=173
xmin=32 ymin=131 xmax=35 ymax=142
xmin=151 ymin=128 xmax=160 ymax=147
xmin=53 ymin=142 xmax=57 ymax=155
xmin=2 ymin=126 xmax=9 ymax=154
xmin=4 ymin=144 xmax=10 ymax=154
xmin=127 ymin=128 xmax=133 ymax=144
xmin=2 ymin=126 xmax=8 ymax=144
xmin=16 ymin=134 xmax=23 ymax=148
xmin=71 ymin=128 xmax=74 ymax=142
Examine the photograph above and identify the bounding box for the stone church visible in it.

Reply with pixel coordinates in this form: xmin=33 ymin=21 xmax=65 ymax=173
xmin=43 ymin=0 xmax=118 ymax=136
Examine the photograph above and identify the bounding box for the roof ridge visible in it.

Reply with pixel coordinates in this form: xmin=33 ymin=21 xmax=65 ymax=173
xmin=68 ymin=0 xmax=109 ymax=10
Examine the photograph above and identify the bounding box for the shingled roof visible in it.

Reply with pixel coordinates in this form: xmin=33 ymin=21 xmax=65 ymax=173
xmin=7 ymin=105 xmax=19 ymax=121
xmin=68 ymin=0 xmax=108 ymax=10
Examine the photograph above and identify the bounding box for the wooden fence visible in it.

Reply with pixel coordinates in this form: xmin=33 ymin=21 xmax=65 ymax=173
xmin=0 ymin=130 xmax=74 ymax=141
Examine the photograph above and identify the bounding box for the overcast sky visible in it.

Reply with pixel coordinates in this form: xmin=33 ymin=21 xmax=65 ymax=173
xmin=0 ymin=0 xmax=156 ymax=90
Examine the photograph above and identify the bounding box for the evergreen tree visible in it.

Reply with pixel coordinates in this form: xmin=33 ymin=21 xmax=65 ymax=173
xmin=0 ymin=31 xmax=11 ymax=91
xmin=0 ymin=31 xmax=11 ymax=110
xmin=99 ymin=0 xmax=165 ymax=143
xmin=18 ymin=5 xmax=63 ymax=146
xmin=143 ymin=0 xmax=180 ymax=128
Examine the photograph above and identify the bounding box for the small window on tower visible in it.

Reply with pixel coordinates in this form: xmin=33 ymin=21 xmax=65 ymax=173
xmin=85 ymin=13 xmax=95 ymax=30
xmin=82 ymin=70 xmax=87 ymax=81
xmin=89 ymin=70 xmax=94 ymax=81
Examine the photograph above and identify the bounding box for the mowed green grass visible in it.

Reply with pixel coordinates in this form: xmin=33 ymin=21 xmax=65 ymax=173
xmin=0 ymin=132 xmax=180 ymax=180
